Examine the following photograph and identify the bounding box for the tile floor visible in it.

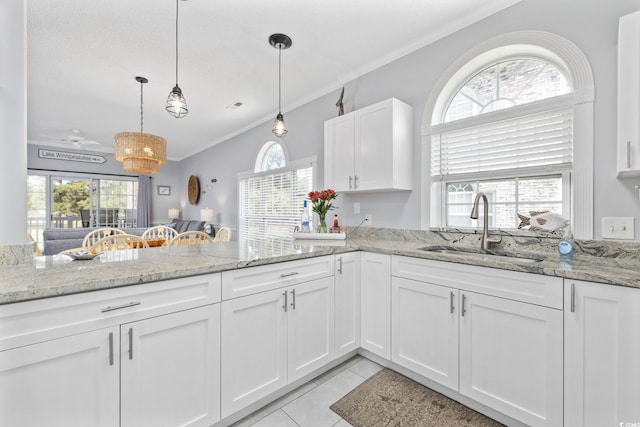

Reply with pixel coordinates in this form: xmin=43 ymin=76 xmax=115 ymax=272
xmin=231 ymin=356 xmax=383 ymax=427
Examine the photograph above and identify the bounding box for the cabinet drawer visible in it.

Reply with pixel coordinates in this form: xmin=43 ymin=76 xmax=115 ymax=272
xmin=391 ymin=255 xmax=562 ymax=309
xmin=221 ymin=256 xmax=334 ymax=300
xmin=0 ymin=273 xmax=221 ymax=351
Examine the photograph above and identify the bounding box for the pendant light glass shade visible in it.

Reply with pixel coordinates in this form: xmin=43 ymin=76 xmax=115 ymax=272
xmin=272 ymin=113 xmax=287 ymax=138
xmin=269 ymin=34 xmax=292 ymax=138
xmin=167 ymin=0 xmax=188 ymax=118
xmin=115 ymin=76 xmax=167 ymax=175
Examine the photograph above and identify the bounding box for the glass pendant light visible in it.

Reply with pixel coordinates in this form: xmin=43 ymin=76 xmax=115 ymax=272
xmin=166 ymin=0 xmax=188 ymax=118
xmin=269 ymin=33 xmax=292 ymax=138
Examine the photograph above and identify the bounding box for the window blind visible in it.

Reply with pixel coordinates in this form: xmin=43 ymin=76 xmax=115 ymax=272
xmin=239 ymin=163 xmax=313 ymax=242
xmin=431 ymin=107 xmax=573 ymax=180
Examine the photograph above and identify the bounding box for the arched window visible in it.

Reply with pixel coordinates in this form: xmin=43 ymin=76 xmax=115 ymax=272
xmin=255 ymin=141 xmax=286 ymax=172
xmin=425 ymin=31 xmax=594 ymax=238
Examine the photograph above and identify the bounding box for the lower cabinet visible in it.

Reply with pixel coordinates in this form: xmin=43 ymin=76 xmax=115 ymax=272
xmin=221 ymin=276 xmax=334 ymax=417
xmin=391 ymin=255 xmax=563 ymax=427
xmin=459 ymin=291 xmax=563 ymax=427
xmin=121 ymin=305 xmax=221 ymax=427
xmin=360 ymin=252 xmax=391 ymax=358
xmin=564 ymin=279 xmax=640 ymax=426
xmin=335 ymin=252 xmax=361 ymax=357
xmin=0 ymin=327 xmax=120 ymax=427
xmin=391 ymin=277 xmax=458 ymax=390
xmin=0 ymin=304 xmax=220 ymax=427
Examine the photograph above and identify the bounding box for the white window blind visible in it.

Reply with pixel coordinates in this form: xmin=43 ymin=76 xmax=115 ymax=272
xmin=239 ymin=160 xmax=313 ymax=242
xmin=431 ymin=107 xmax=573 ymax=180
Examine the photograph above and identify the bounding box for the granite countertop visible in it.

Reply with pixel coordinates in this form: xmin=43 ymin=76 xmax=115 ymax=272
xmin=1 ymin=229 xmax=639 ymax=305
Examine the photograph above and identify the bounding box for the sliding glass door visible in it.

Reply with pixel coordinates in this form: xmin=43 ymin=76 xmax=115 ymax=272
xmin=27 ymin=172 xmax=139 ymax=252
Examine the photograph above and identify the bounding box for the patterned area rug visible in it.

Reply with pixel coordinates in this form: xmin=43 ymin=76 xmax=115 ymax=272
xmin=330 ymin=368 xmax=505 ymax=427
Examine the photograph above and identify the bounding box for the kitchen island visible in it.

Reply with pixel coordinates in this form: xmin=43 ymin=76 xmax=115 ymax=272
xmin=1 ymin=228 xmax=640 ymax=305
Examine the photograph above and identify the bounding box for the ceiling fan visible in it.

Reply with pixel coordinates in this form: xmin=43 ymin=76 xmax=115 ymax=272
xmin=38 ymin=129 xmax=102 ymax=150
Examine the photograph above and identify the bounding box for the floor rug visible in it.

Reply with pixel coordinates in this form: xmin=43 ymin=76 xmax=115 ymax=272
xmin=330 ymin=368 xmax=505 ymax=427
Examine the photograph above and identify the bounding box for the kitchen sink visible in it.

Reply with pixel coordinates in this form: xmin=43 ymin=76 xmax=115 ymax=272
xmin=418 ymin=247 xmax=544 ymax=264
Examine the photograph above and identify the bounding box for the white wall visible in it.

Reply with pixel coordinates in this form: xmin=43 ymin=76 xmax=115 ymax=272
xmin=177 ymin=0 xmax=640 ymax=240
xmin=0 ymin=0 xmax=27 ymax=244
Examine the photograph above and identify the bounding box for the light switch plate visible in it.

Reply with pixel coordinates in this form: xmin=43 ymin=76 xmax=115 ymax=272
xmin=601 ymin=217 xmax=635 ymax=239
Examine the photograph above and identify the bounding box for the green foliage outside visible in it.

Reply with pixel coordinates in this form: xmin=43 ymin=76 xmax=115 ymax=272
xmin=52 ymin=180 xmax=92 ymax=217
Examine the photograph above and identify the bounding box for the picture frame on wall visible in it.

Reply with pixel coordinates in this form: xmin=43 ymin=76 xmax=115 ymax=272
xmin=157 ymin=185 xmax=171 ymax=196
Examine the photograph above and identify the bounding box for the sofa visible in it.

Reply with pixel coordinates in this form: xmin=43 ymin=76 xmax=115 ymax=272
xmin=42 ymin=219 xmax=206 ymax=255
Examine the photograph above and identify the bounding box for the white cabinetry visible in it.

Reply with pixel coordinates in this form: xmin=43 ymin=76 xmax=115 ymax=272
xmin=391 ymin=277 xmax=458 ymax=390
xmin=324 ymin=98 xmax=413 ymax=192
xmin=0 ymin=274 xmax=221 ymax=427
xmin=360 ymin=252 xmax=391 ymax=358
xmin=0 ymin=327 xmax=120 ymax=427
xmin=220 ymin=258 xmax=334 ymax=418
xmin=564 ymin=279 xmax=640 ymax=426
xmin=391 ymin=255 xmax=563 ymax=427
xmin=459 ymin=291 xmax=563 ymax=427
xmin=617 ymin=10 xmax=640 ymax=177
xmin=335 ymin=252 xmax=361 ymax=357
xmin=121 ymin=305 xmax=220 ymax=427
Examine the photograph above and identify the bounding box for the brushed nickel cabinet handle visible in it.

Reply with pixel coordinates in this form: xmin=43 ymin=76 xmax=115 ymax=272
xmin=128 ymin=327 xmax=133 ymax=360
xmin=291 ymin=289 xmax=296 ymax=310
xmin=101 ymin=301 xmax=141 ymax=313
xmin=349 ymin=176 xmax=353 ymax=189
xmin=570 ymin=283 xmax=576 ymax=313
xmin=461 ymin=294 xmax=466 ymax=317
xmin=108 ymin=332 xmax=114 ymax=366
xmin=338 ymin=256 xmax=343 ymax=275
xmin=280 ymin=272 xmax=299 ymax=278
xmin=282 ymin=291 xmax=288 ymax=312
xmin=450 ymin=292 xmax=455 ymax=314
xmin=354 ymin=175 xmax=359 ymax=189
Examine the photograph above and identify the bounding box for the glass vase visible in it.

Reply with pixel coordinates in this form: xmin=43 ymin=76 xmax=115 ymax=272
xmin=316 ymin=212 xmax=327 ymax=233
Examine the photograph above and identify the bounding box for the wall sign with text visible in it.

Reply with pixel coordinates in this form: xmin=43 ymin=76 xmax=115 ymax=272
xmin=38 ymin=149 xmax=106 ymax=164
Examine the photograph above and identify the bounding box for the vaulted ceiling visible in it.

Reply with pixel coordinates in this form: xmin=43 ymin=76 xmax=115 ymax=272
xmin=27 ymin=0 xmax=520 ymax=160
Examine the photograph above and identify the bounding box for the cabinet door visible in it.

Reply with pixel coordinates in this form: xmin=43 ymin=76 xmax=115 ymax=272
xmin=335 ymin=252 xmax=361 ymax=357
xmin=324 ymin=113 xmax=355 ymax=191
xmin=121 ymin=305 xmax=220 ymax=427
xmin=565 ymin=280 xmax=640 ymax=426
xmin=459 ymin=291 xmax=563 ymax=427
xmin=221 ymin=288 xmax=287 ymax=417
xmin=360 ymin=252 xmax=391 ymax=358
xmin=618 ymin=10 xmax=640 ymax=177
xmin=391 ymin=277 xmax=458 ymax=390
xmin=288 ymin=277 xmax=335 ymax=382
xmin=355 ymin=101 xmax=394 ymax=191
xmin=0 ymin=327 xmax=119 ymax=427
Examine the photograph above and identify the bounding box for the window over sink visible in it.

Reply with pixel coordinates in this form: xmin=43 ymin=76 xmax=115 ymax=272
xmin=424 ymin=31 xmax=594 ymax=238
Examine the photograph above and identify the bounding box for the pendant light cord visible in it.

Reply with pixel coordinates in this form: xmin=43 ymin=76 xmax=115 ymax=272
xmin=278 ymin=46 xmax=282 ymax=113
xmin=140 ymin=80 xmax=144 ymax=133
xmin=175 ymin=0 xmax=179 ymax=86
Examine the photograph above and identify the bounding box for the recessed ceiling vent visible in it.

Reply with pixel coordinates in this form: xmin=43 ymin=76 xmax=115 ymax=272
xmin=226 ymin=101 xmax=244 ymax=110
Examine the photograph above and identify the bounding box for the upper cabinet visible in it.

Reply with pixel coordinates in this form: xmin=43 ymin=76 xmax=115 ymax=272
xmin=324 ymin=98 xmax=413 ymax=192
xmin=617 ymin=10 xmax=640 ymax=177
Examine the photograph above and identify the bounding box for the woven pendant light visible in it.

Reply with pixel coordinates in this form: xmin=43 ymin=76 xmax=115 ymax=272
xmin=115 ymin=76 xmax=167 ymax=174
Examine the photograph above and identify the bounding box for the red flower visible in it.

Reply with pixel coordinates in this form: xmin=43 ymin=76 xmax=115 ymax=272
xmin=308 ymin=188 xmax=338 ymax=217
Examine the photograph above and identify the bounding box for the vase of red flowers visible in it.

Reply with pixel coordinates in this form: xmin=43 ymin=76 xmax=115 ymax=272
xmin=308 ymin=189 xmax=337 ymax=233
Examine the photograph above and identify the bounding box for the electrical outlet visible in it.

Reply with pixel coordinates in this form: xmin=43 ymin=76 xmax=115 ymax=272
xmin=364 ymin=213 xmax=372 ymax=225
xmin=602 ymin=217 xmax=634 ymax=239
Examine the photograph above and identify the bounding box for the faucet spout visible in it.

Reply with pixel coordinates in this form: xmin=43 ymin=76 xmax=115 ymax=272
xmin=470 ymin=192 xmax=501 ymax=251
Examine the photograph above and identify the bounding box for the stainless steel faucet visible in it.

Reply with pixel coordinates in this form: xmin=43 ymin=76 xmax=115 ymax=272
xmin=470 ymin=192 xmax=502 ymax=251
